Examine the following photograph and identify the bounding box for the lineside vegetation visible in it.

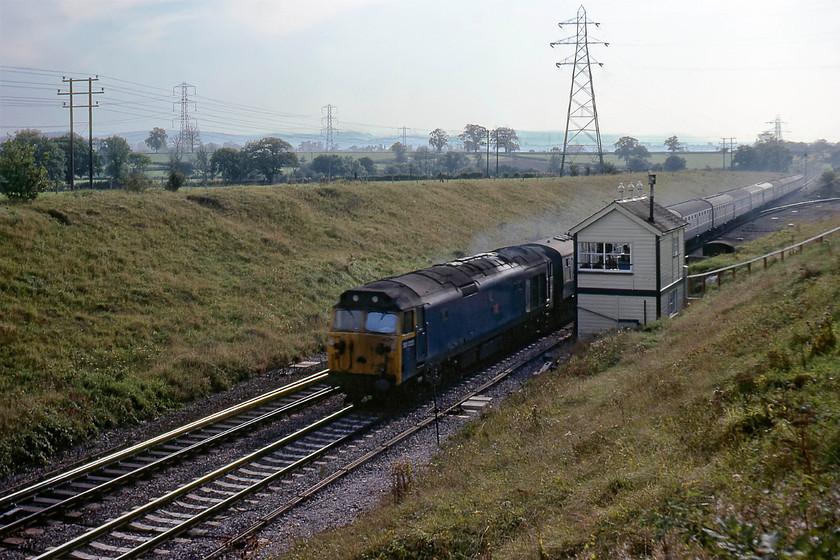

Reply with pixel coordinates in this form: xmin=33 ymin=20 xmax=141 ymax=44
xmin=281 ymin=215 xmax=840 ymax=560
xmin=0 ymin=171 xmax=781 ymax=473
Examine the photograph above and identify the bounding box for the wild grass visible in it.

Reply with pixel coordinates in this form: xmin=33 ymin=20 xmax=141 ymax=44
xmin=280 ymin=217 xmax=840 ymax=559
xmin=0 ymin=171 xmax=779 ymax=473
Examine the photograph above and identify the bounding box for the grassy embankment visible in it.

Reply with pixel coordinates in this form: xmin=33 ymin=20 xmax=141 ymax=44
xmin=281 ymin=215 xmax=840 ymax=559
xmin=0 ymin=171 xmax=780 ymax=474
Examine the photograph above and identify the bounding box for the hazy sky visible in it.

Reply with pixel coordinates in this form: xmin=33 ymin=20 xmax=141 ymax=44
xmin=1 ymin=0 xmax=838 ymax=146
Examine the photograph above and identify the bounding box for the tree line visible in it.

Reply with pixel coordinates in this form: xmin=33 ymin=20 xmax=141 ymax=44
xmin=3 ymin=124 xmax=835 ymax=200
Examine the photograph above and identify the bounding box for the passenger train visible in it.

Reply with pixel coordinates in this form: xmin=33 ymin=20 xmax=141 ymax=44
xmin=667 ymin=175 xmax=802 ymax=249
xmin=327 ymin=175 xmax=802 ymax=399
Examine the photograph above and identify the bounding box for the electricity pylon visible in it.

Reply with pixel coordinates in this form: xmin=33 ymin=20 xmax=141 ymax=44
xmin=322 ymin=104 xmax=338 ymax=151
xmin=551 ymin=5 xmax=608 ymax=176
xmin=172 ymin=83 xmax=198 ymax=153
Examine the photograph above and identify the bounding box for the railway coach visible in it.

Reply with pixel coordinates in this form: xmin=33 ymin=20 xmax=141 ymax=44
xmin=667 ymin=175 xmax=802 ymax=249
xmin=327 ymin=237 xmax=574 ymax=400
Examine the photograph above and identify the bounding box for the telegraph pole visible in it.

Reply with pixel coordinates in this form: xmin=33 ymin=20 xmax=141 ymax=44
xmin=721 ymin=137 xmax=735 ymax=170
xmin=486 ymin=128 xmax=490 ymax=177
xmin=495 ymin=129 xmax=500 ymax=178
xmin=551 ymin=5 xmax=608 ymax=176
xmin=58 ymin=76 xmax=103 ymax=189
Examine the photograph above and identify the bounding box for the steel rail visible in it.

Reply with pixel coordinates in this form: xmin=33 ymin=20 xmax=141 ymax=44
xmin=0 ymin=370 xmax=330 ymax=534
xmin=32 ymin=405 xmax=371 ymax=560
xmin=202 ymin=328 xmax=573 ymax=559
xmin=1 ymin=383 xmax=337 ymax=537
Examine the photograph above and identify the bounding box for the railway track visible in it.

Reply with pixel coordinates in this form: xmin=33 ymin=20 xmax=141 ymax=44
xmin=6 ymin=327 xmax=571 ymax=559
xmin=202 ymin=325 xmax=573 ymax=559
xmin=0 ymin=370 xmax=336 ymax=542
xmin=30 ymin=407 xmax=379 ymax=560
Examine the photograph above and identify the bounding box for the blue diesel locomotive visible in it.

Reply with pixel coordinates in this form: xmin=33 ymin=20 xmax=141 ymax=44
xmin=327 ymin=236 xmax=574 ymax=400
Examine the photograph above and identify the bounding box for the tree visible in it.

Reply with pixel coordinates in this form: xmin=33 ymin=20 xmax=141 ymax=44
xmin=12 ymin=129 xmax=65 ymax=185
xmin=310 ymin=154 xmax=347 ymax=177
xmin=182 ymin=123 xmax=200 ymax=154
xmin=547 ymin=147 xmax=563 ymax=174
xmin=194 ymin=144 xmax=213 ymax=185
xmin=390 ymin=142 xmax=407 ymax=163
xmin=243 ymin=137 xmax=298 ymax=183
xmin=211 ymin=147 xmax=248 ymax=183
xmin=428 ymin=128 xmax=449 ymax=152
xmin=56 ymin=133 xmax=101 ymax=185
xmin=413 ymin=146 xmax=434 ymax=176
xmin=357 ymin=156 xmax=376 ymax=176
xmin=613 ymin=136 xmax=650 ymax=170
xmin=100 ymin=135 xmax=132 ymax=185
xmin=732 ymin=140 xmax=792 ymax=172
xmin=613 ymin=136 xmax=641 ymax=164
xmin=493 ymin=127 xmax=519 ymax=153
xmin=439 ymin=151 xmax=468 ymax=174
xmin=818 ymin=169 xmax=837 ymax=191
xmin=128 ymin=153 xmax=152 ymax=174
xmin=165 ymin=170 xmax=186 ymax=192
xmin=145 ymin=127 xmax=168 ymax=153
xmin=459 ymin=124 xmax=487 ymax=153
xmin=0 ymin=137 xmax=50 ymax=199
xmin=663 ymin=154 xmax=687 ymax=172
xmin=665 ymin=135 xmax=683 ymax=153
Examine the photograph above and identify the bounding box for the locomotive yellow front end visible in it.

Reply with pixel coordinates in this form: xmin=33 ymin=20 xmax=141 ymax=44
xmin=328 ymin=306 xmax=403 ymax=397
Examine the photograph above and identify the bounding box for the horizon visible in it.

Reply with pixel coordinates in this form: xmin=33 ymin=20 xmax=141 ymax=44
xmin=2 ymin=1 xmax=838 ymax=146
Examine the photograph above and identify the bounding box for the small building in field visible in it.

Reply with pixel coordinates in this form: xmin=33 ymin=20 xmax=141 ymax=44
xmin=569 ymin=185 xmax=688 ymax=338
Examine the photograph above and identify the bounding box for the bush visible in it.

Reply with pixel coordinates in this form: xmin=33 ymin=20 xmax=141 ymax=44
xmin=165 ymin=170 xmax=186 ymax=191
xmin=123 ymin=174 xmax=152 ymax=192
xmin=0 ymin=138 xmax=49 ymax=200
xmin=663 ymin=154 xmax=687 ymax=172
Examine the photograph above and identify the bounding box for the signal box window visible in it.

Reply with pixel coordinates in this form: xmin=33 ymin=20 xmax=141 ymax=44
xmin=578 ymin=242 xmax=631 ymax=271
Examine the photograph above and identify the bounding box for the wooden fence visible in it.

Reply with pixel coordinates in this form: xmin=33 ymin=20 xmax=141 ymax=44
xmin=687 ymin=225 xmax=840 ymax=298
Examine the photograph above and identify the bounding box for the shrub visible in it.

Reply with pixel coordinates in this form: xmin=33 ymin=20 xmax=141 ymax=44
xmin=165 ymin=170 xmax=186 ymax=191
xmin=0 ymin=138 xmax=49 ymax=200
xmin=123 ymin=174 xmax=152 ymax=192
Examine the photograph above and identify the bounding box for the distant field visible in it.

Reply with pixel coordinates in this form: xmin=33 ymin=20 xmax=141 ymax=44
xmin=146 ymin=150 xmax=730 ymax=181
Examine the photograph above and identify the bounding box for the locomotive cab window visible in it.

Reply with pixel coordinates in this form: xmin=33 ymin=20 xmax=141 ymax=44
xmin=525 ymin=274 xmax=547 ymax=312
xmin=365 ymin=312 xmax=398 ymax=334
xmin=333 ymin=309 xmax=364 ymax=331
xmin=402 ymin=311 xmax=415 ymax=334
